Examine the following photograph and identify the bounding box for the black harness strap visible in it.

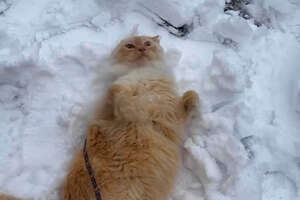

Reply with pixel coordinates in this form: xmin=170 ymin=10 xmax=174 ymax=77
xmin=83 ymin=137 xmax=103 ymax=200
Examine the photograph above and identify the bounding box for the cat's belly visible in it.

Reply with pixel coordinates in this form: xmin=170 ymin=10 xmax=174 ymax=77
xmin=94 ymin=135 xmax=180 ymax=200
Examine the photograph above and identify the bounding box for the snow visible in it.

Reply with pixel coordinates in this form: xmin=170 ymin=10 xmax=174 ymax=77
xmin=1 ymin=0 xmax=300 ymax=200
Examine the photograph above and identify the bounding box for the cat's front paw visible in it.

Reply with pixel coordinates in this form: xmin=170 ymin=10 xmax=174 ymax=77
xmin=182 ymin=90 xmax=199 ymax=116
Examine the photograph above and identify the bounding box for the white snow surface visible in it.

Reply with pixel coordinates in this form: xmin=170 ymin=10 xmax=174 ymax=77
xmin=0 ymin=0 xmax=300 ymax=200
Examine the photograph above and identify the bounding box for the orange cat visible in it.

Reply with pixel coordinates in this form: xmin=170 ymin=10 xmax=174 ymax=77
xmin=0 ymin=36 xmax=199 ymax=200
xmin=62 ymin=36 xmax=199 ymax=200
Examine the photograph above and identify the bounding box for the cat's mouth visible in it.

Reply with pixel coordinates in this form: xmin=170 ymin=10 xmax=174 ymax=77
xmin=133 ymin=56 xmax=151 ymax=66
xmin=139 ymin=52 xmax=146 ymax=56
xmin=138 ymin=52 xmax=150 ymax=59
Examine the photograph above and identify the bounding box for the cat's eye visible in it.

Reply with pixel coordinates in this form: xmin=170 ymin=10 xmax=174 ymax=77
xmin=125 ymin=43 xmax=135 ymax=49
xmin=144 ymin=41 xmax=151 ymax=46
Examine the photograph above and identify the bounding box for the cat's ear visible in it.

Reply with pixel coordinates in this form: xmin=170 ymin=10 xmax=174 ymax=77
xmin=152 ymin=35 xmax=160 ymax=43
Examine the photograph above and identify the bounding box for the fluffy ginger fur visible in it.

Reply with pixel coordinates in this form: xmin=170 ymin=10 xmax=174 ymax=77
xmin=0 ymin=196 xmax=18 ymax=200
xmin=0 ymin=36 xmax=199 ymax=200
xmin=62 ymin=65 xmax=199 ymax=200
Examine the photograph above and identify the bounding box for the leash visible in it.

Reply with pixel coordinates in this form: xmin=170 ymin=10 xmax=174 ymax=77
xmin=83 ymin=137 xmax=103 ymax=200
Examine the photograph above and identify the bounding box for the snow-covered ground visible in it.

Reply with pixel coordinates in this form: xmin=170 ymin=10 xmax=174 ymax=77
xmin=0 ymin=0 xmax=300 ymax=200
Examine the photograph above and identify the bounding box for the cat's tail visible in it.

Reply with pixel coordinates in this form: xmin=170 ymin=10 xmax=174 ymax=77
xmin=0 ymin=194 xmax=20 ymax=200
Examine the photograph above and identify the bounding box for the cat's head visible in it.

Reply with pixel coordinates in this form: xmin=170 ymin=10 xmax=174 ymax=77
xmin=111 ymin=35 xmax=163 ymax=66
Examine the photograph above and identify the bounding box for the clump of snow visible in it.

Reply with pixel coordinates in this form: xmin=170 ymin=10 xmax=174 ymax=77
xmin=262 ymin=171 xmax=298 ymax=200
xmin=201 ymin=50 xmax=250 ymax=109
xmin=1 ymin=0 xmax=300 ymax=200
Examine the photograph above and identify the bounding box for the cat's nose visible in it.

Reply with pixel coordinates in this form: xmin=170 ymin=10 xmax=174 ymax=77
xmin=138 ymin=48 xmax=145 ymax=52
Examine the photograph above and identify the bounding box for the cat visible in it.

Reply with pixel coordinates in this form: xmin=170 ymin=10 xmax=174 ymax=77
xmin=62 ymin=35 xmax=199 ymax=200
xmin=0 ymin=35 xmax=199 ymax=200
